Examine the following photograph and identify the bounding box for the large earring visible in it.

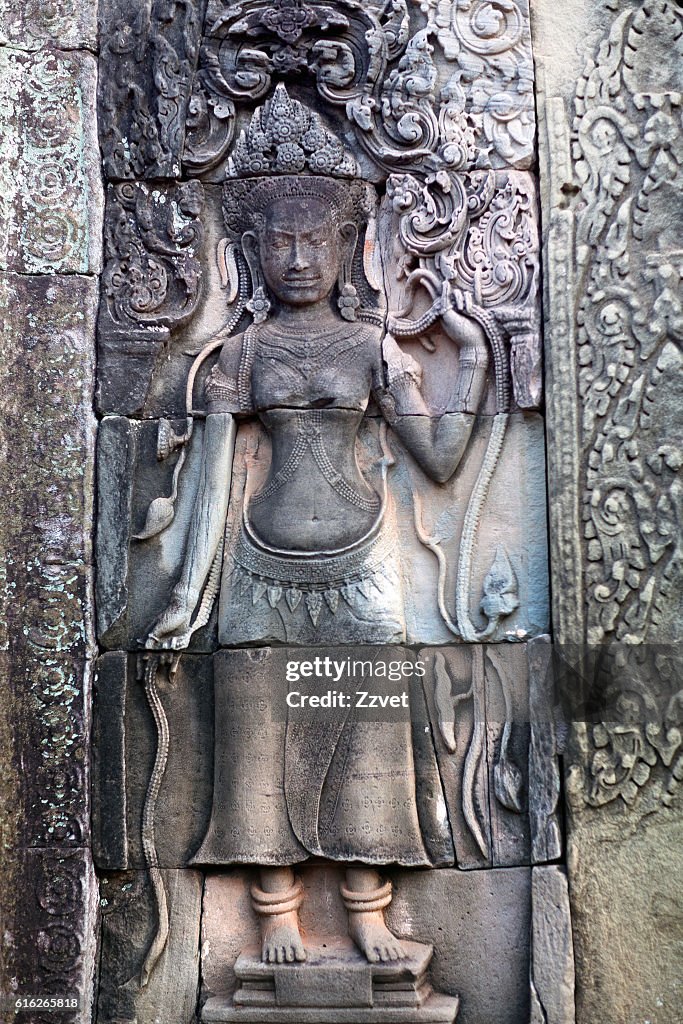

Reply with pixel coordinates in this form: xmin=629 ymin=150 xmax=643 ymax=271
xmin=247 ymin=285 xmax=271 ymax=324
xmin=243 ymin=230 xmax=271 ymax=324
xmin=337 ymin=225 xmax=360 ymax=322
xmin=338 ymin=283 xmax=360 ymax=321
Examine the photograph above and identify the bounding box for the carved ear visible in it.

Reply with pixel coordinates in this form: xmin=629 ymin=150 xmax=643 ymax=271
xmin=340 ymin=222 xmax=359 ymax=262
xmin=241 ymin=230 xmax=266 ymax=294
xmin=241 ymin=230 xmax=260 ymax=281
xmin=217 ymin=239 xmax=239 ymax=302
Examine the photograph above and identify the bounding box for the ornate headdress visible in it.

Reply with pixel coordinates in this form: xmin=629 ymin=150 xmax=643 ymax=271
xmin=227 ymin=83 xmax=359 ymax=180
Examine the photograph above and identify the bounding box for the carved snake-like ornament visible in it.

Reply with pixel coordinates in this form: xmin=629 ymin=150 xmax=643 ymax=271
xmin=139 ymin=654 xmax=174 ymax=988
xmin=393 ymin=284 xmax=511 ymax=641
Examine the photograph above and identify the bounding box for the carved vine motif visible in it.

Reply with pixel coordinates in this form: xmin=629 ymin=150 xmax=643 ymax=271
xmin=184 ymin=0 xmax=531 ymax=175
xmin=417 ymin=0 xmax=535 ymax=168
xmin=102 ymin=181 xmax=204 ymax=329
xmin=569 ymin=0 xmax=683 ymax=644
xmin=184 ymin=0 xmax=451 ymax=173
xmin=386 ymin=169 xmax=540 ymax=400
xmin=567 ymin=647 xmax=683 ymax=812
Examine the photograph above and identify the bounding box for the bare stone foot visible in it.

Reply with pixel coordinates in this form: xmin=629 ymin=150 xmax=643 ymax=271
xmin=348 ymin=910 xmax=406 ymax=963
xmin=261 ymin=910 xmax=307 ymax=964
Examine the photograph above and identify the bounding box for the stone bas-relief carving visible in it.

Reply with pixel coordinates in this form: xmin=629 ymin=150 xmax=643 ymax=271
xmin=537 ymin=0 xmax=683 ymax=646
xmin=93 ymin=0 xmax=547 ymax=1020
xmin=92 ymin=645 xmax=546 ymax=873
xmin=0 ymin=274 xmax=99 ymax=1017
xmin=0 ymin=47 xmax=103 ymax=273
xmin=98 ymin=181 xmax=205 ymax=416
xmin=92 ymin=645 xmax=547 ymax=1021
xmin=202 ymin=866 xmax=531 ymax=1024
xmin=98 ymin=0 xmax=536 ymax=181
xmin=95 ymin=410 xmax=547 ymax=652
xmin=96 ymin=140 xmax=546 ymax=648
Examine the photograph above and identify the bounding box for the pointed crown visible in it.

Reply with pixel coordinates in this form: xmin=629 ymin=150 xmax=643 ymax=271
xmin=227 ymin=84 xmax=359 ymax=180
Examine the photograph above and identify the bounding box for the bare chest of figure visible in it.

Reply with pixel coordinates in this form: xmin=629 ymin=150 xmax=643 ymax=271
xmin=246 ymin=323 xmax=382 ymax=552
xmin=249 ymin=321 xmax=374 ymax=410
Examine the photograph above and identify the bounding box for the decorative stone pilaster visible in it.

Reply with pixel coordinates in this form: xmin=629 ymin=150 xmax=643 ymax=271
xmin=0 ymin=3 xmax=102 ymax=1018
xmin=533 ymin=1 xmax=683 ymax=1020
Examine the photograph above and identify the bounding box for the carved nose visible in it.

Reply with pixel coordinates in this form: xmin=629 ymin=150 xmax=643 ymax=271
xmin=290 ymin=241 xmax=309 ymax=271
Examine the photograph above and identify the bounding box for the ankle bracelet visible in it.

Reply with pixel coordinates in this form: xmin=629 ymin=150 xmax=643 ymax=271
xmin=250 ymin=878 xmax=304 ymax=917
xmin=340 ymin=880 xmax=392 ymax=913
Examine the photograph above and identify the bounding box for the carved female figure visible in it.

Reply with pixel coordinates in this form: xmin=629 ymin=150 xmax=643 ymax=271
xmin=145 ymin=94 xmax=489 ymax=967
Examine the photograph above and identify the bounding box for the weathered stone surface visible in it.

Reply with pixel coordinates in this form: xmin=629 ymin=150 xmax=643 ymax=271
xmin=96 ymin=417 xmax=218 ymax=651
xmin=534 ymin=0 xmax=683 ymax=645
xmin=91 ymin=3 xmax=549 ymax=1016
xmin=421 ymin=0 xmax=536 ymax=170
xmin=183 ymin=0 xmax=535 ymax=182
xmin=98 ymin=868 xmax=203 ymax=1024
xmin=202 ymin=865 xmax=530 ymax=1024
xmin=562 ymin=644 xmax=683 ymax=1023
xmin=98 ymin=0 xmax=204 ymax=179
xmin=0 ymin=274 xmax=96 ymax=848
xmin=530 ymin=866 xmax=575 ymax=1024
xmin=485 ymin=644 xmax=530 ymax=867
xmin=99 ymin=411 xmax=548 ymax=649
xmin=419 ymin=647 xmax=491 ymax=870
xmin=109 ymin=170 xmax=541 ymax=423
xmin=0 ymin=49 xmax=103 ymax=274
xmin=97 ymin=643 xmax=539 ymax=879
xmin=204 ymin=940 xmax=460 ymax=1021
xmin=420 ymin=645 xmax=532 ymax=870
xmin=2 ymin=848 xmax=99 ymax=1015
xmin=394 ymin=413 xmax=549 ymax=645
xmin=0 ymin=0 xmax=98 ymax=51
xmin=528 ymin=636 xmax=563 ymax=864
xmin=97 ymin=181 xmax=205 ymax=416
xmin=534 ymin=2 xmax=682 ymax=1017
xmin=92 ymin=653 xmax=128 ymax=871
xmin=565 ymin=806 xmax=683 ymax=1024
xmin=379 ymin=169 xmax=542 ymax=418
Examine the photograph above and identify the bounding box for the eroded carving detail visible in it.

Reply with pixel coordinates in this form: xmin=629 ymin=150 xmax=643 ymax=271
xmin=94 ymin=1 xmax=544 ymax=1016
xmin=99 ymin=0 xmax=204 ymax=178
xmin=103 ymin=181 xmax=204 ymax=330
xmin=418 ymin=0 xmax=536 ymax=168
xmin=567 ymin=647 xmax=683 ymax=813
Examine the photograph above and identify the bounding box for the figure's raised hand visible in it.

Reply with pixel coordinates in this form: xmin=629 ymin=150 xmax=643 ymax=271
xmin=387 ymin=282 xmax=486 ymax=355
xmin=439 ymin=286 xmax=487 ymax=352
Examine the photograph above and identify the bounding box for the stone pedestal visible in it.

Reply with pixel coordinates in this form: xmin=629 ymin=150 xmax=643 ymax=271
xmin=202 ymin=940 xmax=459 ymax=1023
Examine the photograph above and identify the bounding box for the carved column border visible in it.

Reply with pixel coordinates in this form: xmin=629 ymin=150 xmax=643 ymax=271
xmin=533 ymin=2 xmax=682 ymax=1021
xmin=0 ymin=2 xmax=103 ymax=1019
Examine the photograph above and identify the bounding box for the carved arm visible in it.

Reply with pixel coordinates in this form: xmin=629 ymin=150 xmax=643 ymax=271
xmin=147 ymin=412 xmax=236 ymax=649
xmin=376 ymin=289 xmax=489 ymax=483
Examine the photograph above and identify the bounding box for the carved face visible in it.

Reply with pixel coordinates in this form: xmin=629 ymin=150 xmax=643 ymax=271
xmin=259 ymin=197 xmax=343 ymax=307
